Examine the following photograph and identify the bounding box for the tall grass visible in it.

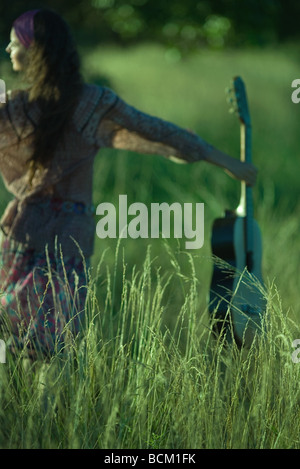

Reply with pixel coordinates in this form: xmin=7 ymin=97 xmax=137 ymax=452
xmin=0 ymin=242 xmax=299 ymax=449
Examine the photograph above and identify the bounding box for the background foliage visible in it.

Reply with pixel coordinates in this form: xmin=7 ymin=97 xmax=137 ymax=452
xmin=1 ymin=0 xmax=300 ymax=52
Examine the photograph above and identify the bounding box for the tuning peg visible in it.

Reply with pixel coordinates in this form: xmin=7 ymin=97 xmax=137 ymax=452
xmin=225 ymin=86 xmax=234 ymax=96
xmin=226 ymin=89 xmax=235 ymax=101
xmin=229 ymin=101 xmax=239 ymax=113
xmin=228 ymin=107 xmax=236 ymax=114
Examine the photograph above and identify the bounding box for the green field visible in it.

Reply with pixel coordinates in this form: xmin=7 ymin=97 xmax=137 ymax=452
xmin=0 ymin=43 xmax=300 ymax=449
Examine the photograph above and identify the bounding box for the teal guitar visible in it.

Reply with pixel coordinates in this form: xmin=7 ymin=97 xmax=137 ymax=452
xmin=209 ymin=76 xmax=266 ymax=347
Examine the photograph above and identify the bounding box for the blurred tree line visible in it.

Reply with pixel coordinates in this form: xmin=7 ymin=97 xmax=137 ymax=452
xmin=0 ymin=0 xmax=299 ymax=52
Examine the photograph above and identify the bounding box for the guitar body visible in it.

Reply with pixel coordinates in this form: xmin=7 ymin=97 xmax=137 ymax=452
xmin=209 ymin=75 xmax=266 ymax=347
xmin=209 ymin=211 xmax=265 ymax=346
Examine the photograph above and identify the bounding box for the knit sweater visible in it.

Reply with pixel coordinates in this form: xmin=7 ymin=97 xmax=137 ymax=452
xmin=0 ymin=83 xmax=213 ymax=258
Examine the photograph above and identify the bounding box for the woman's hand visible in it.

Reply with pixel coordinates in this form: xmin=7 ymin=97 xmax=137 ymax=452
xmin=224 ymin=159 xmax=258 ymax=186
xmin=205 ymin=148 xmax=258 ymax=186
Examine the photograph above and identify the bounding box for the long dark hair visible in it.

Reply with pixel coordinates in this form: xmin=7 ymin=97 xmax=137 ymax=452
xmin=23 ymin=9 xmax=83 ymax=182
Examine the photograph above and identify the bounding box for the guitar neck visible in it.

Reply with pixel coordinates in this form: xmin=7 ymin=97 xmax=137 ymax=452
xmin=237 ymin=122 xmax=254 ymax=254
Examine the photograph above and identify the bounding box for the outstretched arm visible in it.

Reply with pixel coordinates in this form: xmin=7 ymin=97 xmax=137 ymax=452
xmin=96 ymin=87 xmax=257 ymax=186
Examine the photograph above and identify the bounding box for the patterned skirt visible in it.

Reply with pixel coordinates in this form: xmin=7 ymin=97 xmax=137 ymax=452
xmin=0 ymin=235 xmax=89 ymax=358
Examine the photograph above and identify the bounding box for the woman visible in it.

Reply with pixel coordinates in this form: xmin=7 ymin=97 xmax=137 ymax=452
xmin=0 ymin=9 xmax=257 ymax=357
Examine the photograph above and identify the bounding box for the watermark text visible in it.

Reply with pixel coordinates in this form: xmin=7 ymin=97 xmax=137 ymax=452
xmin=291 ymin=79 xmax=300 ymax=103
xmin=291 ymin=339 xmax=300 ymax=363
xmin=0 ymin=339 xmax=6 ymax=364
xmin=0 ymin=79 xmax=6 ymax=103
xmin=95 ymin=195 xmax=204 ymax=249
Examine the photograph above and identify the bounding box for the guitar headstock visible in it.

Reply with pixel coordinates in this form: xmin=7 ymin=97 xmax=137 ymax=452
xmin=226 ymin=76 xmax=251 ymax=127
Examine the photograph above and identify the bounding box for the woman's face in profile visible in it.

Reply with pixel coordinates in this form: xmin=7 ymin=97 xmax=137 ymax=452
xmin=6 ymin=28 xmax=28 ymax=72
